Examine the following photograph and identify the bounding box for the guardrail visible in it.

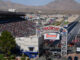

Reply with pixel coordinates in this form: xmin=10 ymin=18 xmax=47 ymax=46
xmin=67 ymin=21 xmax=78 ymax=33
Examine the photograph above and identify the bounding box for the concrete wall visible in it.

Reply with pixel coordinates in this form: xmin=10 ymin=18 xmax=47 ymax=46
xmin=15 ymin=35 xmax=38 ymax=52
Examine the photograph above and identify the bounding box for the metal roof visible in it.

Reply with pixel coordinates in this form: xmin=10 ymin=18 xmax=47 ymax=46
xmin=0 ymin=11 xmax=26 ymax=16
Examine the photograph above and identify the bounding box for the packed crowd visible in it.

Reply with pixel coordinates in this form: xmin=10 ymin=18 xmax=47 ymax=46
xmin=0 ymin=18 xmax=36 ymax=37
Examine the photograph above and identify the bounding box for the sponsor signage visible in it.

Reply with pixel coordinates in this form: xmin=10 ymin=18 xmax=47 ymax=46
xmin=40 ymin=26 xmax=61 ymax=34
xmin=61 ymin=30 xmax=67 ymax=56
xmin=77 ymin=47 xmax=80 ymax=52
xmin=37 ymin=25 xmax=67 ymax=57
xmin=42 ymin=26 xmax=60 ymax=31
xmin=44 ymin=33 xmax=60 ymax=40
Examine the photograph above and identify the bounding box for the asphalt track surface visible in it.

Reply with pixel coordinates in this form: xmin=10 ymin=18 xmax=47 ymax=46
xmin=38 ymin=17 xmax=80 ymax=60
xmin=68 ymin=21 xmax=80 ymax=42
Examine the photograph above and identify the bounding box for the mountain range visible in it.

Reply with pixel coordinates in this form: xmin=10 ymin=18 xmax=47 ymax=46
xmin=0 ymin=0 xmax=80 ymax=14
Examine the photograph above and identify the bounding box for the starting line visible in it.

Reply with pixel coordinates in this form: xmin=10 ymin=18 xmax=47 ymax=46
xmin=37 ymin=25 xmax=68 ymax=57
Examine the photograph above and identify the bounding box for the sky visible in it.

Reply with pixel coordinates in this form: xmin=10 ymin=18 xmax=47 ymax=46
xmin=76 ymin=0 xmax=80 ymax=3
xmin=11 ymin=0 xmax=54 ymax=6
xmin=10 ymin=0 xmax=80 ymax=6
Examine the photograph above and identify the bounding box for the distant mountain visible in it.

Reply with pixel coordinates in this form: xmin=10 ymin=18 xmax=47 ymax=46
xmin=44 ymin=0 xmax=80 ymax=11
xmin=0 ymin=0 xmax=80 ymax=14
xmin=0 ymin=1 xmax=38 ymax=13
xmin=36 ymin=0 xmax=80 ymax=14
xmin=0 ymin=1 xmax=28 ymax=11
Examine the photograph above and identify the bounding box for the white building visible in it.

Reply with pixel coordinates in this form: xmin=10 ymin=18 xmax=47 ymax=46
xmin=8 ymin=9 xmax=16 ymax=12
xmin=15 ymin=35 xmax=38 ymax=52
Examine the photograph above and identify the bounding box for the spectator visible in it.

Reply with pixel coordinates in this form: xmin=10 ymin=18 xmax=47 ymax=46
xmin=0 ymin=17 xmax=36 ymax=37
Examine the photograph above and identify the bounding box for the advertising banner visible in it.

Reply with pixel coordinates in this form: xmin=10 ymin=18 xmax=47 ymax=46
xmin=44 ymin=33 xmax=60 ymax=40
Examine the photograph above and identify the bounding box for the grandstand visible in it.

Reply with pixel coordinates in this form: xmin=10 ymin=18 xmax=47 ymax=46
xmin=0 ymin=11 xmax=25 ymax=17
xmin=0 ymin=11 xmax=38 ymax=58
xmin=0 ymin=17 xmax=36 ymax=37
xmin=0 ymin=9 xmax=35 ymax=37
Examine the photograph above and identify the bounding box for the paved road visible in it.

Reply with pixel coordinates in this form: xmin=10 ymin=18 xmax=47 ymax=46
xmin=37 ymin=56 xmax=67 ymax=60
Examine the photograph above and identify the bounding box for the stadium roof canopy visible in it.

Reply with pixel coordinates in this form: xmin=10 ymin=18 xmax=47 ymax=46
xmin=0 ymin=11 xmax=26 ymax=17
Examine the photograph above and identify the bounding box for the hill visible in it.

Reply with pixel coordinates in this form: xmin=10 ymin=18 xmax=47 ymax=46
xmin=0 ymin=0 xmax=80 ymax=14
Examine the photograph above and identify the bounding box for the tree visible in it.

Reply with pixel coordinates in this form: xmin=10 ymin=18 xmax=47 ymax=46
xmin=0 ymin=31 xmax=16 ymax=56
